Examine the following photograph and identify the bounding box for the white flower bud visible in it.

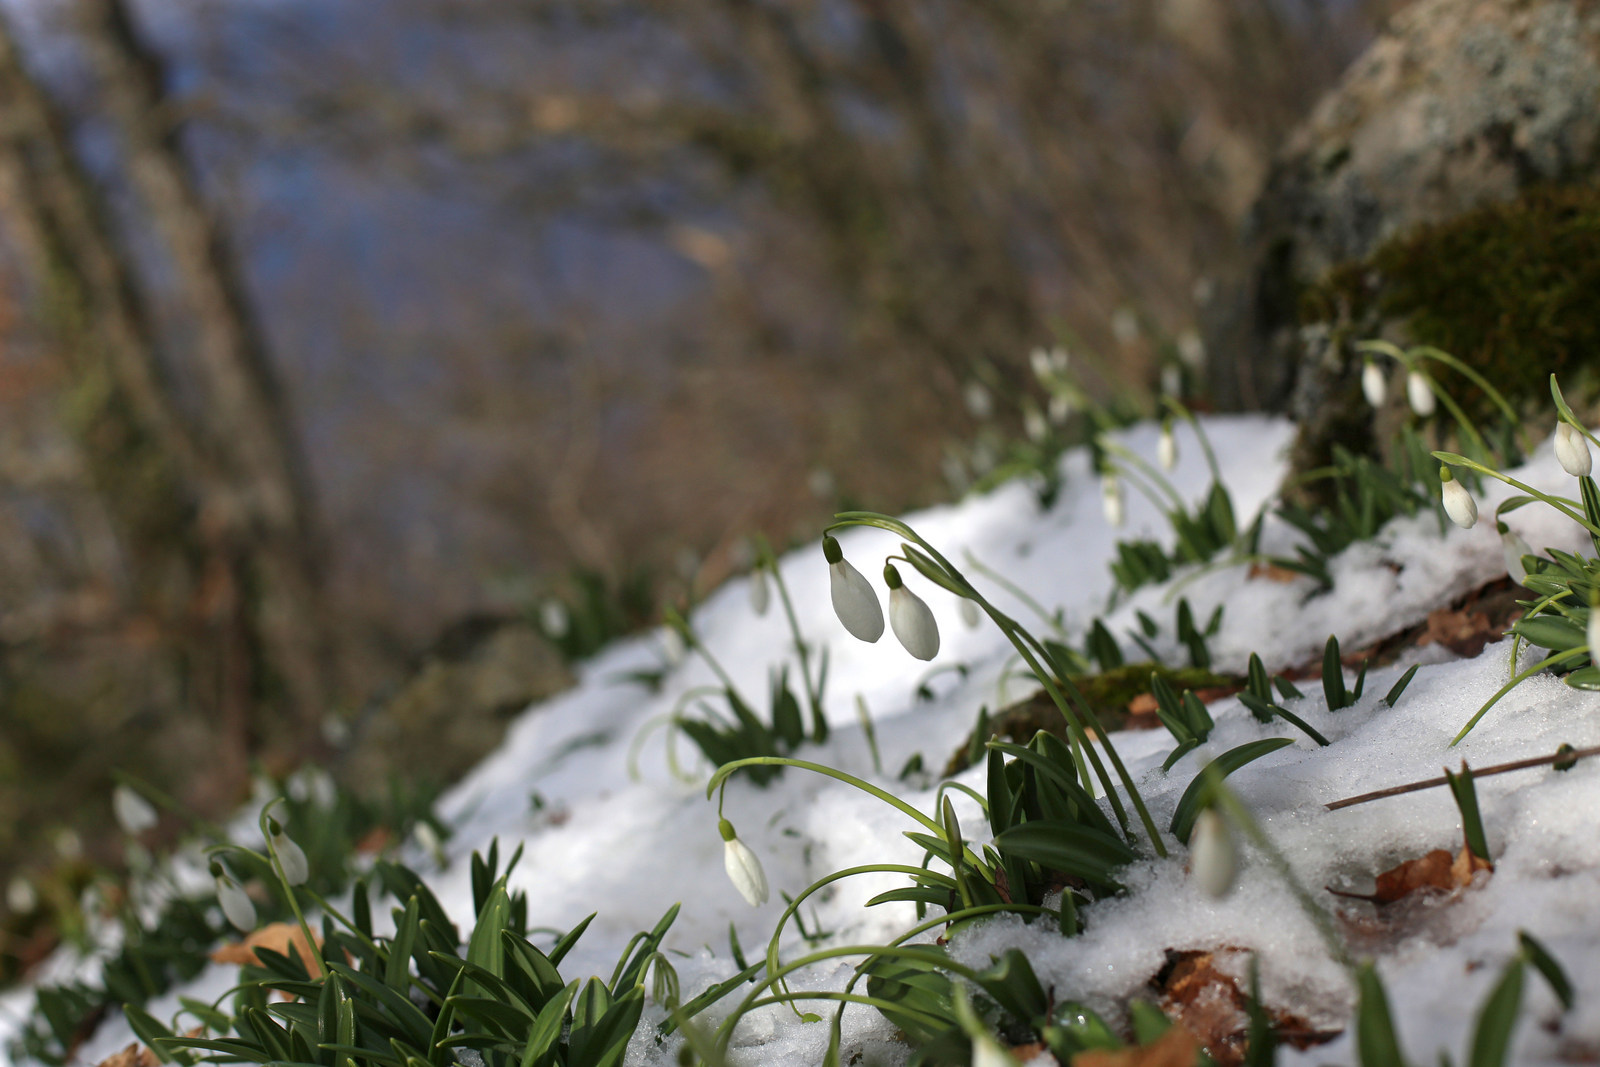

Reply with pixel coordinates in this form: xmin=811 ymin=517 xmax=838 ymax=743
xmin=1555 ymin=422 xmax=1592 ymax=478
xmin=748 ymin=566 xmax=770 ymax=616
xmin=213 ymin=867 xmax=257 ymax=932
xmin=1102 ymin=475 xmax=1125 ymax=528
xmin=1160 ymin=364 xmax=1181 ymax=399
xmin=1406 ymin=371 xmax=1436 ymax=417
xmin=1029 ymin=347 xmax=1053 ymax=381
xmin=1048 ymin=392 xmax=1073 ymax=425
xmin=1439 ymin=468 xmax=1478 ymax=529
xmin=718 ymin=819 xmax=768 ymax=907
xmin=1023 ymin=406 xmax=1048 ymax=444
xmin=959 ymin=598 xmax=981 ymax=630
xmin=824 ymin=538 xmax=884 ymax=643
xmin=1177 ymin=329 xmax=1206 ymax=369
xmin=1158 ymin=424 xmax=1178 ymax=471
xmin=6 ymin=876 xmax=37 ymax=914
xmin=964 ymin=381 xmax=993 ymax=421
xmin=1191 ymin=808 xmax=1237 ymax=898
xmin=1499 ymin=523 xmax=1533 ymax=586
xmin=1588 ymin=605 xmax=1600 ymax=659
xmin=886 ymin=570 xmax=939 ymax=661
xmin=661 ymin=626 xmax=686 ymax=666
xmin=1361 ymin=361 xmax=1387 ymax=408
xmin=112 ymin=785 xmax=158 ymax=836
xmin=539 ymin=598 xmax=570 ymax=639
xmin=269 ymin=820 xmax=309 ymax=886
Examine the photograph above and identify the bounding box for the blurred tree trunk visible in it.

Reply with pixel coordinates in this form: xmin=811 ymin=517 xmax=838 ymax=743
xmin=0 ymin=1 xmax=333 ymax=783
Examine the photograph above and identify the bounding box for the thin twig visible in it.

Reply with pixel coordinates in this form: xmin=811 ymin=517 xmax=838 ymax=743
xmin=1325 ymin=744 xmax=1600 ymax=811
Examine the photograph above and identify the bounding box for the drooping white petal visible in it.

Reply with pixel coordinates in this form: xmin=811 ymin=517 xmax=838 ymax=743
xmin=1029 ymin=347 xmax=1053 ymax=381
xmin=6 ymin=876 xmax=37 ymax=914
xmin=748 ymin=567 xmax=771 ymax=616
xmin=1191 ymin=809 xmax=1237 ymax=899
xmin=1556 ymin=422 xmax=1593 ymax=478
xmin=959 ymin=598 xmax=981 ymax=630
xmin=1048 ymin=393 xmax=1073 ymax=425
xmin=1588 ymin=608 xmax=1600 ymax=658
xmin=964 ymin=381 xmax=993 ymax=421
xmin=1441 ymin=476 xmax=1478 ymax=529
xmin=830 ymin=559 xmax=885 ymax=642
xmin=1361 ymin=361 xmax=1387 ymax=408
xmin=216 ymin=875 xmax=257 ymax=932
xmin=1023 ymin=407 xmax=1048 ymax=444
xmin=1101 ymin=475 xmax=1125 ymax=528
xmin=539 ymin=598 xmax=570 ymax=639
xmin=272 ymin=830 xmax=310 ymax=886
xmin=722 ymin=837 xmax=768 ymax=907
xmin=1158 ymin=426 xmax=1178 ymax=471
xmin=112 ymin=785 xmax=158 ymax=836
xmin=889 ymin=586 xmax=940 ymax=661
xmin=1406 ymin=371 xmax=1436 ymax=416
xmin=1500 ymin=526 xmax=1533 ymax=586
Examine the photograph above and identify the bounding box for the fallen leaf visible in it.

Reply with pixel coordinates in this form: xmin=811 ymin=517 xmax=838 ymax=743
xmin=355 ymin=825 xmax=393 ymax=854
xmin=1072 ymin=1025 xmax=1200 ymax=1067
xmin=211 ymin=921 xmax=323 ymax=974
xmin=1149 ymin=949 xmax=1336 ymax=1066
xmin=1416 ymin=607 xmax=1498 ymax=659
xmin=95 ymin=1044 xmax=160 ymax=1067
xmin=1247 ymin=562 xmax=1301 ymax=584
xmin=1330 ymin=846 xmax=1492 ymax=906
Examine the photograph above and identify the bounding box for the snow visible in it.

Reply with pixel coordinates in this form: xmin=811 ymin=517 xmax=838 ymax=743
xmin=8 ymin=413 xmax=1600 ymax=1066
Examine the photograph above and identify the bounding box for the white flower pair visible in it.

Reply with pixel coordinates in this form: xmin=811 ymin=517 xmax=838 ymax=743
xmin=824 ymin=536 xmax=940 ymax=661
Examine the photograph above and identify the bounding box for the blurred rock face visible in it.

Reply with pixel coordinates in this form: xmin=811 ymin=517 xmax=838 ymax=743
xmin=1209 ymin=0 xmax=1600 ymax=414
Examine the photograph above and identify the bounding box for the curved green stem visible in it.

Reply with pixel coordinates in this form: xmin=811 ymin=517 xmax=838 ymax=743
xmin=1161 ymin=397 xmax=1222 ymax=484
xmin=1100 ymin=438 xmax=1185 ymax=510
xmin=1452 ymin=645 xmax=1593 ymax=746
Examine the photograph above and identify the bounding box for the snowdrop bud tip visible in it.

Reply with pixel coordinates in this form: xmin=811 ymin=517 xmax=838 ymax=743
xmin=829 ymin=556 xmax=885 ymax=643
xmin=1191 ymin=808 xmax=1237 ymax=899
xmin=719 ymin=823 xmax=768 ymax=907
xmin=112 ymin=785 xmax=158 ymax=836
xmin=1439 ymin=468 xmax=1478 ymax=529
xmin=1556 ymin=422 xmax=1592 ymax=478
xmin=1588 ymin=606 xmax=1600 ymax=658
xmin=1361 ymin=361 xmax=1386 ymax=408
xmin=889 ymin=584 xmax=940 ymax=661
xmin=1158 ymin=423 xmax=1178 ymax=471
xmin=1406 ymin=370 xmax=1436 ymax=417
xmin=1102 ymin=475 xmax=1125 ymax=528
xmin=748 ymin=566 xmax=770 ymax=616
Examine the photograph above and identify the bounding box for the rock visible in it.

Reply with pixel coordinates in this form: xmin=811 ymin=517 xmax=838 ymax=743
xmin=338 ymin=616 xmax=573 ymax=793
xmin=1208 ymin=0 xmax=1600 ymax=416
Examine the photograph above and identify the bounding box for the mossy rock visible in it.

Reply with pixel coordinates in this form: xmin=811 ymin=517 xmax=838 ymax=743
xmin=943 ymin=663 xmax=1243 ymax=777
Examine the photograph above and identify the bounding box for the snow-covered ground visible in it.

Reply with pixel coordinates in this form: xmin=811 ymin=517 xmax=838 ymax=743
xmin=8 ymin=413 xmax=1600 ymax=1066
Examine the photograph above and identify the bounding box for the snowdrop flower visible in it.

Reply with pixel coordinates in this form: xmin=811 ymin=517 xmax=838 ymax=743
xmin=267 ymin=818 xmax=309 ymax=886
xmin=885 ymin=564 xmax=939 ymax=661
xmin=1361 ymin=360 xmax=1386 ymax=408
xmin=1029 ymin=346 xmax=1053 ymax=381
xmin=211 ymin=863 xmax=256 ymax=932
xmin=661 ymin=625 xmax=686 ymax=666
xmin=1406 ymin=371 xmax=1436 ymax=417
xmin=1439 ymin=467 xmax=1478 ymax=529
xmin=1498 ymin=522 xmax=1533 ymax=586
xmin=1555 ymin=422 xmax=1592 ymax=478
xmin=1158 ymin=422 xmax=1178 ymax=471
xmin=1190 ymin=808 xmax=1236 ymax=898
xmin=748 ymin=565 xmax=770 ymax=616
xmin=959 ymin=597 xmax=981 ymax=630
xmin=824 ymin=536 xmax=884 ymax=642
xmin=1160 ymin=363 xmax=1181 ymax=399
xmin=1177 ymin=328 xmax=1206 ymax=369
xmin=1101 ymin=474 xmax=1125 ymax=528
xmin=718 ymin=818 xmax=768 ymax=907
xmin=112 ymin=785 xmax=158 ymax=836
xmin=6 ymin=876 xmax=37 ymax=915
xmin=1048 ymin=392 xmax=1073 ymax=425
xmin=1023 ymin=405 xmax=1048 ymax=444
xmin=1588 ymin=601 xmax=1600 ymax=659
xmin=964 ymin=381 xmax=993 ymax=421
xmin=538 ymin=598 xmax=569 ymax=639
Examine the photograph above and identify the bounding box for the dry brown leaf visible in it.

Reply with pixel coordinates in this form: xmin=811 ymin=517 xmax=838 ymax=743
xmin=1416 ymin=607 xmax=1498 ymax=659
xmin=1071 ymin=1025 xmax=1201 ymax=1067
xmin=1247 ymin=562 xmax=1301 ymax=584
xmin=1158 ymin=952 xmax=1250 ymax=1063
xmin=1332 ymin=846 xmax=1492 ymax=906
xmin=354 ymin=826 xmax=393 ymax=855
xmin=211 ymin=921 xmax=322 ymax=973
xmin=96 ymin=1044 xmax=160 ymax=1067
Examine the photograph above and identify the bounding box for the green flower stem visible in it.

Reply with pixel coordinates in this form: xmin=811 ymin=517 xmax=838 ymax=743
xmin=1100 ymin=438 xmax=1185 ymax=510
xmin=1396 ymin=342 xmax=1526 ymax=450
xmin=1452 ymin=646 xmax=1592 ymax=746
xmin=826 ymin=512 xmax=1166 ymax=857
xmin=708 ymin=758 xmax=992 ymax=875
xmin=668 ymin=607 xmax=753 ymax=709
xmin=1432 ymin=451 xmax=1600 ymax=537
xmin=760 ymin=535 xmax=829 ymax=739
xmin=1162 ymin=397 xmax=1223 ymax=484
xmin=962 ymin=548 xmax=1064 ymax=636
xmin=259 ymin=800 xmax=327 ymax=978
xmin=1208 ymin=780 xmax=1354 ymax=979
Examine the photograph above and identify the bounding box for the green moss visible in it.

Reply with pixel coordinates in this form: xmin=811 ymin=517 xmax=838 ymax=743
xmin=1302 ymin=183 xmax=1600 ymax=414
